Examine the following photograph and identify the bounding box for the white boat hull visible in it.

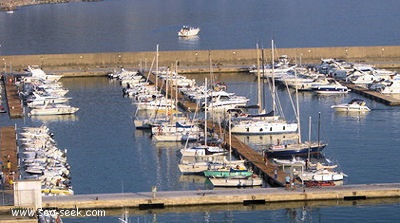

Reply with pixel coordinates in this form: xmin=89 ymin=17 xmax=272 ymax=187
xmin=153 ymin=133 xmax=182 ymax=142
xmin=208 ymin=176 xmax=263 ymax=187
xmin=331 ymin=105 xmax=370 ymax=112
xmin=29 ymin=107 xmax=79 ymax=116
xmin=231 ymin=121 xmax=298 ymax=135
xmin=299 ymin=170 xmax=345 ymax=182
xmin=178 ymin=162 xmax=215 ymax=174
xmin=178 ymin=27 xmax=200 ymax=37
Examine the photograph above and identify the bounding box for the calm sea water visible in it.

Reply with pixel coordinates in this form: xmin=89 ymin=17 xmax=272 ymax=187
xmin=1 ymin=0 xmax=400 ymax=222
xmin=1 ymin=0 xmax=400 ymax=55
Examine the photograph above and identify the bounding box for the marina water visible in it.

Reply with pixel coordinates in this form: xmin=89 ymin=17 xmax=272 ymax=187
xmin=1 ymin=74 xmax=400 ymax=222
xmin=1 ymin=0 xmax=400 ymax=222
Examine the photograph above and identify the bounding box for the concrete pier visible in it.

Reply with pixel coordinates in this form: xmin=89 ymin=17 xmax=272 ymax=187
xmin=41 ymin=183 xmax=400 ymax=210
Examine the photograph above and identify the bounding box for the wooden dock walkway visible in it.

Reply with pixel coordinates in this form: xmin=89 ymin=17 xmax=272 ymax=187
xmin=2 ymin=76 xmax=24 ymax=118
xmin=41 ymin=183 xmax=400 ymax=210
xmin=207 ymin=123 xmax=287 ymax=187
xmin=343 ymin=82 xmax=400 ymax=106
xmin=0 ymin=126 xmax=19 ymax=190
xmin=143 ymin=71 xmax=199 ymax=112
xmin=141 ymin=71 xmax=290 ymax=186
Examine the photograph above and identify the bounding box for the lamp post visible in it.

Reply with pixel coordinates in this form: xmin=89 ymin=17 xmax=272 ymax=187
xmin=2 ymin=58 xmax=5 ymax=74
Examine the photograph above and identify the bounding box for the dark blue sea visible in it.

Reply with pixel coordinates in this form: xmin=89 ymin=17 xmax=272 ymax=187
xmin=1 ymin=0 xmax=400 ymax=222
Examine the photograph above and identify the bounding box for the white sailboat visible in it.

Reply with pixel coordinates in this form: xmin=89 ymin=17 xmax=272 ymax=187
xmin=206 ymin=113 xmax=261 ymax=187
xmin=229 ymin=42 xmax=298 ymax=135
xmin=265 ymin=70 xmax=327 ymax=158
xmin=178 ymin=78 xmax=228 ymax=174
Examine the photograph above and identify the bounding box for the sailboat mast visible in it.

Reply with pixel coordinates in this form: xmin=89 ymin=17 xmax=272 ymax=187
xmin=175 ymin=61 xmax=178 ymax=112
xmin=204 ymin=78 xmax=208 ymax=146
xmin=229 ymin=112 xmax=232 ymax=162
xmin=271 ymin=39 xmax=276 ymax=113
xmin=308 ymin=116 xmax=312 ymax=161
xmin=318 ymin=112 xmax=321 ymax=146
xmin=208 ymin=51 xmax=215 ymax=122
xmin=165 ymin=63 xmax=169 ymax=117
xmin=155 ymin=44 xmax=159 ymax=92
xmin=261 ymin=48 xmax=268 ymax=114
xmin=256 ymin=44 xmax=262 ymax=114
xmin=295 ymin=69 xmax=301 ymax=144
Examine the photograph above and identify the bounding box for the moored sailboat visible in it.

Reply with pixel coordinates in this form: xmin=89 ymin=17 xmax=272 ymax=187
xmin=229 ymin=42 xmax=298 ymax=135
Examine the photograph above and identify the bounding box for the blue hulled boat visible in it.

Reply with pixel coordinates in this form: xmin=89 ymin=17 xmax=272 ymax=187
xmin=264 ymin=142 xmax=327 ymax=158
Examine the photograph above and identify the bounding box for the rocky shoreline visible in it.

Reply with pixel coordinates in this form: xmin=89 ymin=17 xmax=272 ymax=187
xmin=0 ymin=0 xmax=100 ymax=11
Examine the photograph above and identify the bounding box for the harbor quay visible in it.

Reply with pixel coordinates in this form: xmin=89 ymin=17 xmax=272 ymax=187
xmin=1 ymin=183 xmax=400 ymax=221
xmin=39 ymin=183 xmax=400 ymax=210
xmin=40 ymin=195 xmax=400 ymax=218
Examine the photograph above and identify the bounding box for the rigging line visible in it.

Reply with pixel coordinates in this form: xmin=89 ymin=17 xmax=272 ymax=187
xmin=145 ymin=55 xmax=156 ymax=83
xmin=283 ymin=76 xmax=298 ymax=119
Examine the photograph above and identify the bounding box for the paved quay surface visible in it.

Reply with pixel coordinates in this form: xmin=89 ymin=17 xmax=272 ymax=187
xmin=42 ymin=183 xmax=400 ymax=209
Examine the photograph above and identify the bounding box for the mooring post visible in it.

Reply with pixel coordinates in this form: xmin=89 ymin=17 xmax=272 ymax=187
xmin=152 ymin=186 xmax=157 ymax=199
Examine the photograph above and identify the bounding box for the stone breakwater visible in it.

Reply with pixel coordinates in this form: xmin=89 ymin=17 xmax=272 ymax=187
xmin=1 ymin=46 xmax=400 ymax=77
xmin=0 ymin=0 xmax=78 ymax=11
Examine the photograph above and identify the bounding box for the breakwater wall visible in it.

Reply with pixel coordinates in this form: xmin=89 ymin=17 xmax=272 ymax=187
xmin=2 ymin=45 xmax=400 ymax=76
xmin=0 ymin=0 xmax=70 ymax=11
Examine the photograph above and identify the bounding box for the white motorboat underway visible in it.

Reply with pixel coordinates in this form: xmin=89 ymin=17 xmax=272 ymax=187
xmin=178 ymin=26 xmax=200 ymax=37
xmin=331 ymin=99 xmax=371 ymax=112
